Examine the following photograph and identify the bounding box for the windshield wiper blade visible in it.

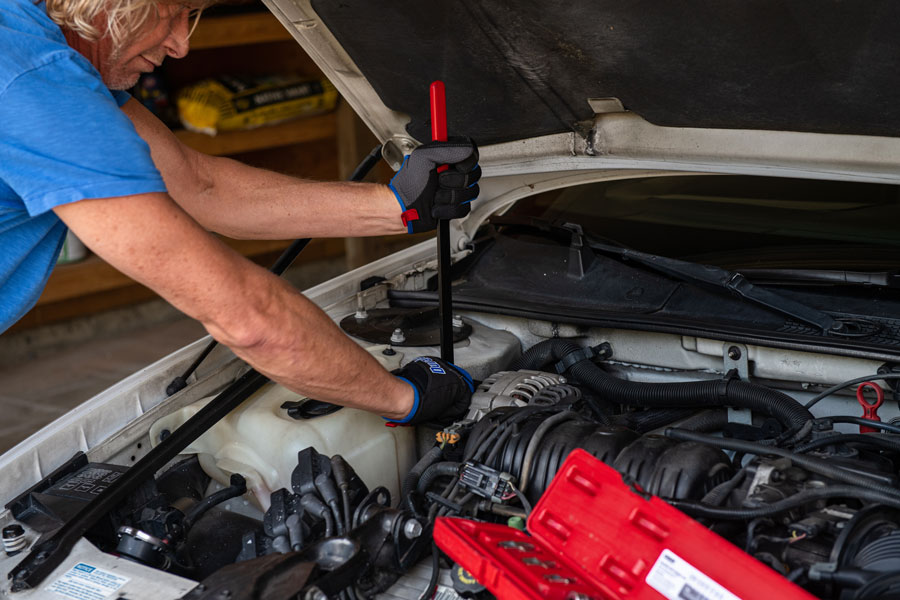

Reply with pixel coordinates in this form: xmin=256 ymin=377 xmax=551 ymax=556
xmin=583 ymin=237 xmax=844 ymax=333
xmin=740 ymin=268 xmax=900 ymax=288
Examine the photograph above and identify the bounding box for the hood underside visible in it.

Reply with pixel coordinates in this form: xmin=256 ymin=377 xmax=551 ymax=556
xmin=307 ymin=0 xmax=900 ymax=146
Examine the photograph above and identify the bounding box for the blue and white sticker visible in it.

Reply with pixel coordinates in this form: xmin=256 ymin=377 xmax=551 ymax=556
xmin=645 ymin=550 xmax=741 ymax=600
xmin=47 ymin=563 xmax=130 ymax=600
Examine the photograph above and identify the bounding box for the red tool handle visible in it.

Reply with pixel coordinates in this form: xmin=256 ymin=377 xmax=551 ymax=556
xmin=430 ymin=81 xmax=448 ymax=142
xmin=857 ymin=381 xmax=885 ymax=433
xmin=430 ymin=81 xmax=449 ymax=173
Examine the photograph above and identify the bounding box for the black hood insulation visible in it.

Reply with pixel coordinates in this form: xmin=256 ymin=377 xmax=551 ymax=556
xmin=312 ymin=0 xmax=900 ymax=145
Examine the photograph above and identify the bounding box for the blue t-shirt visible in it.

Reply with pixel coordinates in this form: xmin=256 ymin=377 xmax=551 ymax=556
xmin=0 ymin=0 xmax=167 ymax=333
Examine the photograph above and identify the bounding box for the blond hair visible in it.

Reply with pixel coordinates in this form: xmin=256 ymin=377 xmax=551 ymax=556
xmin=44 ymin=0 xmax=210 ymax=49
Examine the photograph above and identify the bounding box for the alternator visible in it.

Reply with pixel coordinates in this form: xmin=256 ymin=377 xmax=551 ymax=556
xmin=465 ymin=370 xmax=571 ymax=421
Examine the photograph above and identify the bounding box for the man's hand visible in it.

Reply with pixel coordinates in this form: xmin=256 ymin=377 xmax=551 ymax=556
xmin=390 ymin=356 xmax=475 ymax=425
xmin=389 ymin=137 xmax=481 ymax=234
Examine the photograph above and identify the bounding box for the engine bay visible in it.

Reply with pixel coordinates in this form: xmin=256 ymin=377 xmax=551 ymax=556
xmin=4 ymin=306 xmax=900 ymax=600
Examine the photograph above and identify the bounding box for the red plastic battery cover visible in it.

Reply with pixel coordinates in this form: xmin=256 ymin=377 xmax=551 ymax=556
xmin=434 ymin=448 xmax=816 ymax=600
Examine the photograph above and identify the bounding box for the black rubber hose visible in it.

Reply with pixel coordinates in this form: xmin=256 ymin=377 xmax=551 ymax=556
xmin=402 ymin=446 xmax=444 ymax=501
xmin=300 ymin=494 xmax=334 ymax=537
xmin=794 ymin=433 xmax=900 ymax=454
xmin=315 ymin=474 xmax=345 ymax=535
xmin=666 ymin=428 xmax=900 ymax=498
xmin=483 ymin=426 xmax=516 ymax=466
xmin=670 ymin=485 xmax=900 ymax=520
xmin=180 ymin=473 xmax=247 ymax=532
xmin=700 ymin=469 xmax=747 ymax=507
xmin=517 ymin=339 xmax=813 ymax=432
xmin=611 ymin=408 xmax=697 ymax=433
xmin=466 ymin=406 xmax=558 ymax=462
xmin=416 ymin=462 xmax=461 ymax=496
xmin=804 ymin=373 xmax=900 ymax=409
xmin=677 ymin=409 xmax=729 ymax=433
xmin=519 ymin=411 xmax=577 ymax=491
xmin=330 ymin=455 xmax=354 ymax=530
xmin=417 ymin=542 xmax=441 ymax=600
xmin=818 ymin=416 xmax=900 ymax=435
xmin=509 ymin=341 xmax=562 ymax=371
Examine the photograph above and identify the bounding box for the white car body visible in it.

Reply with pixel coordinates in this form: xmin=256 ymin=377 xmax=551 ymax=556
xmin=3 ymin=2 xmax=900 ymax=598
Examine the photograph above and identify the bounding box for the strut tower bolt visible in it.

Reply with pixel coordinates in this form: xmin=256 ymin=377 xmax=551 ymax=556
xmin=452 ymin=315 xmax=464 ymax=329
xmin=727 ymin=346 xmax=742 ymax=360
xmin=390 ymin=328 xmax=406 ymax=344
xmin=2 ymin=524 xmax=26 ymax=556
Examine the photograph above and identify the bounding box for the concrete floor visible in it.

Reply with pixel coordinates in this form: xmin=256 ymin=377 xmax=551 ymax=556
xmin=0 ymin=314 xmax=207 ymax=454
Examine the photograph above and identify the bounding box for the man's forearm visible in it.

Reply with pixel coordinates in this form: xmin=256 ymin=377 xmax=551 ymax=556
xmin=55 ymin=191 xmax=414 ymax=419
xmin=121 ymin=99 xmax=405 ymax=241
xmin=184 ymin=154 xmax=407 ymax=240
xmin=214 ymin=273 xmax=415 ymax=419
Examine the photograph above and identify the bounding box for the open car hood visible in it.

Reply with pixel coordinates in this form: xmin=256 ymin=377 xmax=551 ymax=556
xmin=263 ymin=0 xmax=900 ymax=191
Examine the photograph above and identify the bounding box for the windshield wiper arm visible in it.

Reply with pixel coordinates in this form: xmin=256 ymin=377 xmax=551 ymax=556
xmin=583 ymin=237 xmax=844 ymax=334
xmin=488 ymin=215 xmax=845 ymax=333
xmin=739 ymin=268 xmax=900 ymax=288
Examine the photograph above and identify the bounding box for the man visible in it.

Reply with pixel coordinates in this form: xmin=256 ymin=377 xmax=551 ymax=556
xmin=0 ymin=0 xmax=479 ymax=424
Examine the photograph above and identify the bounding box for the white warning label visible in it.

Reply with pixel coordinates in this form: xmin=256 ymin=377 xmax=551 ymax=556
xmin=646 ymin=549 xmax=741 ymax=600
xmin=47 ymin=563 xmax=130 ymax=600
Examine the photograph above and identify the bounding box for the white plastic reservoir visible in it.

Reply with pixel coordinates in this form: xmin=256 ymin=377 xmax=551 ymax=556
xmin=149 ymin=348 xmax=415 ymax=510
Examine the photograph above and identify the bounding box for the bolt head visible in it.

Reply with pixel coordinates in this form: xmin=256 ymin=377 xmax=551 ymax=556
xmin=727 ymin=346 xmax=742 ymax=360
xmin=403 ymin=519 xmax=424 ymax=539
xmin=390 ymin=328 xmax=406 ymax=344
xmin=2 ymin=524 xmax=25 ymax=538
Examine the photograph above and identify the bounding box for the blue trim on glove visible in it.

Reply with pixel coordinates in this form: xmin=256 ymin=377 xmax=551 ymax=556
xmin=384 ymin=376 xmax=421 ymax=424
xmin=389 ymin=155 xmax=414 ymax=233
xmin=389 ymin=180 xmax=414 ymax=234
xmin=388 ymin=181 xmax=406 ymax=211
xmin=451 ymin=364 xmax=475 ymax=393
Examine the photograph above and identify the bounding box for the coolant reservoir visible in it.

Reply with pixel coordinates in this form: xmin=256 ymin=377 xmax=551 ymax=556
xmin=149 ymin=348 xmax=415 ymax=510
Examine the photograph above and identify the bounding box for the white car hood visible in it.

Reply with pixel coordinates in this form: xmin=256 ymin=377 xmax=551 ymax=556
xmin=263 ymin=0 xmax=900 ymax=217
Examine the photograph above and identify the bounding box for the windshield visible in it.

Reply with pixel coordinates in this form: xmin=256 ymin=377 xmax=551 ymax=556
xmin=504 ymin=175 xmax=900 ymax=270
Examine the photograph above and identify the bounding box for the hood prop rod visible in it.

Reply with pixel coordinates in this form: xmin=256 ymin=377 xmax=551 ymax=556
xmin=431 ymin=81 xmax=454 ymax=363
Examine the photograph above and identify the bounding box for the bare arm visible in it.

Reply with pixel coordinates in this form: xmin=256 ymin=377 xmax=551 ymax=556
xmin=53 ymin=192 xmax=414 ymax=419
xmin=120 ymin=99 xmax=405 ymax=239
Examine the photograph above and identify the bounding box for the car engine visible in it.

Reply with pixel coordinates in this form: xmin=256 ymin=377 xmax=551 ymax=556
xmin=5 ymin=312 xmax=900 ymax=600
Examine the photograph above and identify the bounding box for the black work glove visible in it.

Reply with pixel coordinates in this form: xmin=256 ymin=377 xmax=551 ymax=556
xmin=389 ymin=356 xmax=475 ymax=425
xmin=389 ymin=137 xmax=481 ymax=234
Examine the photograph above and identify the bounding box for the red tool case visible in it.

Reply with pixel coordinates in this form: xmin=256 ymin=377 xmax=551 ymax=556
xmin=434 ymin=448 xmax=815 ymax=600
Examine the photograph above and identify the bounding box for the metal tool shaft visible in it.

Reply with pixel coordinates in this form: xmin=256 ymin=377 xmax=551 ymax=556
xmin=430 ymin=81 xmax=453 ymax=363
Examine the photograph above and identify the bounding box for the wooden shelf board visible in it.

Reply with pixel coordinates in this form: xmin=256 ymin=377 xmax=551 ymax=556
xmin=173 ymin=112 xmax=336 ymax=156
xmin=189 ymin=12 xmax=293 ymax=50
